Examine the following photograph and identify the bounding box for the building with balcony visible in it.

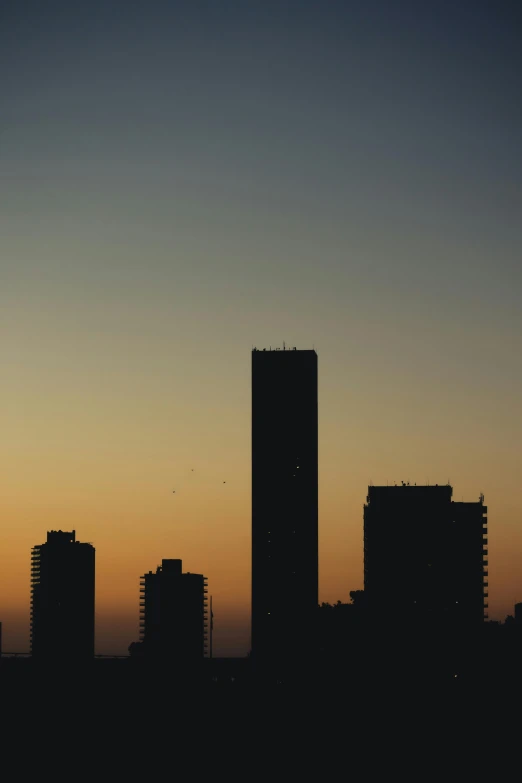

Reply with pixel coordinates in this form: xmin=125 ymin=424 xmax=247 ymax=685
xmin=30 ymin=530 xmax=95 ymax=661
xmin=363 ymin=484 xmax=487 ymax=627
xmin=139 ymin=559 xmax=208 ymax=663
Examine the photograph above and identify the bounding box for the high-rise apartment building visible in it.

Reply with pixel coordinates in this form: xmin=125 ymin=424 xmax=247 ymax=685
xmin=363 ymin=485 xmax=487 ymax=626
xmin=139 ymin=559 xmax=208 ymax=662
xmin=30 ymin=530 xmax=95 ymax=660
xmin=251 ymin=347 xmax=318 ymax=661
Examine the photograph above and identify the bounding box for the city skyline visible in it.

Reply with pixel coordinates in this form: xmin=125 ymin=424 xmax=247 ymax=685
xmin=2 ymin=1 xmax=522 ymax=656
xmin=1 ymin=475 xmax=496 ymax=659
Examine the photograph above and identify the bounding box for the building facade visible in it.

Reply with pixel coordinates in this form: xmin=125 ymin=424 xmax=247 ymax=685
xmin=363 ymin=485 xmax=487 ymax=627
xmin=139 ymin=559 xmax=208 ymax=662
xmin=30 ymin=530 xmax=95 ymax=660
xmin=251 ymin=347 xmax=318 ymax=661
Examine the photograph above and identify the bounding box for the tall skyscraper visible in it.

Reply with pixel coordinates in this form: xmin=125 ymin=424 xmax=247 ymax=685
xmin=251 ymin=346 xmax=318 ymax=662
xmin=30 ymin=530 xmax=95 ymax=661
xmin=139 ymin=559 xmax=208 ymax=662
xmin=363 ymin=485 xmax=487 ymax=626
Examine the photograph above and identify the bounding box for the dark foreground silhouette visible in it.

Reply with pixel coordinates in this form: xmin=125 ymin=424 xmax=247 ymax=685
xmin=3 ymin=621 xmax=521 ymax=692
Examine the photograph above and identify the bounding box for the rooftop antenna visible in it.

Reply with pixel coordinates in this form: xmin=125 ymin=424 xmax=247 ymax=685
xmin=283 ymin=341 xmax=286 ymax=350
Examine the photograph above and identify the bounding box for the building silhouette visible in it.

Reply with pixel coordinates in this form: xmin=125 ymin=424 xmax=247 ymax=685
xmin=139 ymin=559 xmax=208 ymax=662
xmin=363 ymin=485 xmax=487 ymax=627
xmin=30 ymin=530 xmax=95 ymax=661
xmin=251 ymin=346 xmax=318 ymax=663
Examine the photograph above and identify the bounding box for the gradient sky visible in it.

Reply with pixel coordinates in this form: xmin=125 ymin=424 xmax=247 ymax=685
xmin=1 ymin=0 xmax=521 ymax=655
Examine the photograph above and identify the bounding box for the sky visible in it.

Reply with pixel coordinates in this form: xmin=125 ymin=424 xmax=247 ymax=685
xmin=1 ymin=0 xmax=521 ymax=656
